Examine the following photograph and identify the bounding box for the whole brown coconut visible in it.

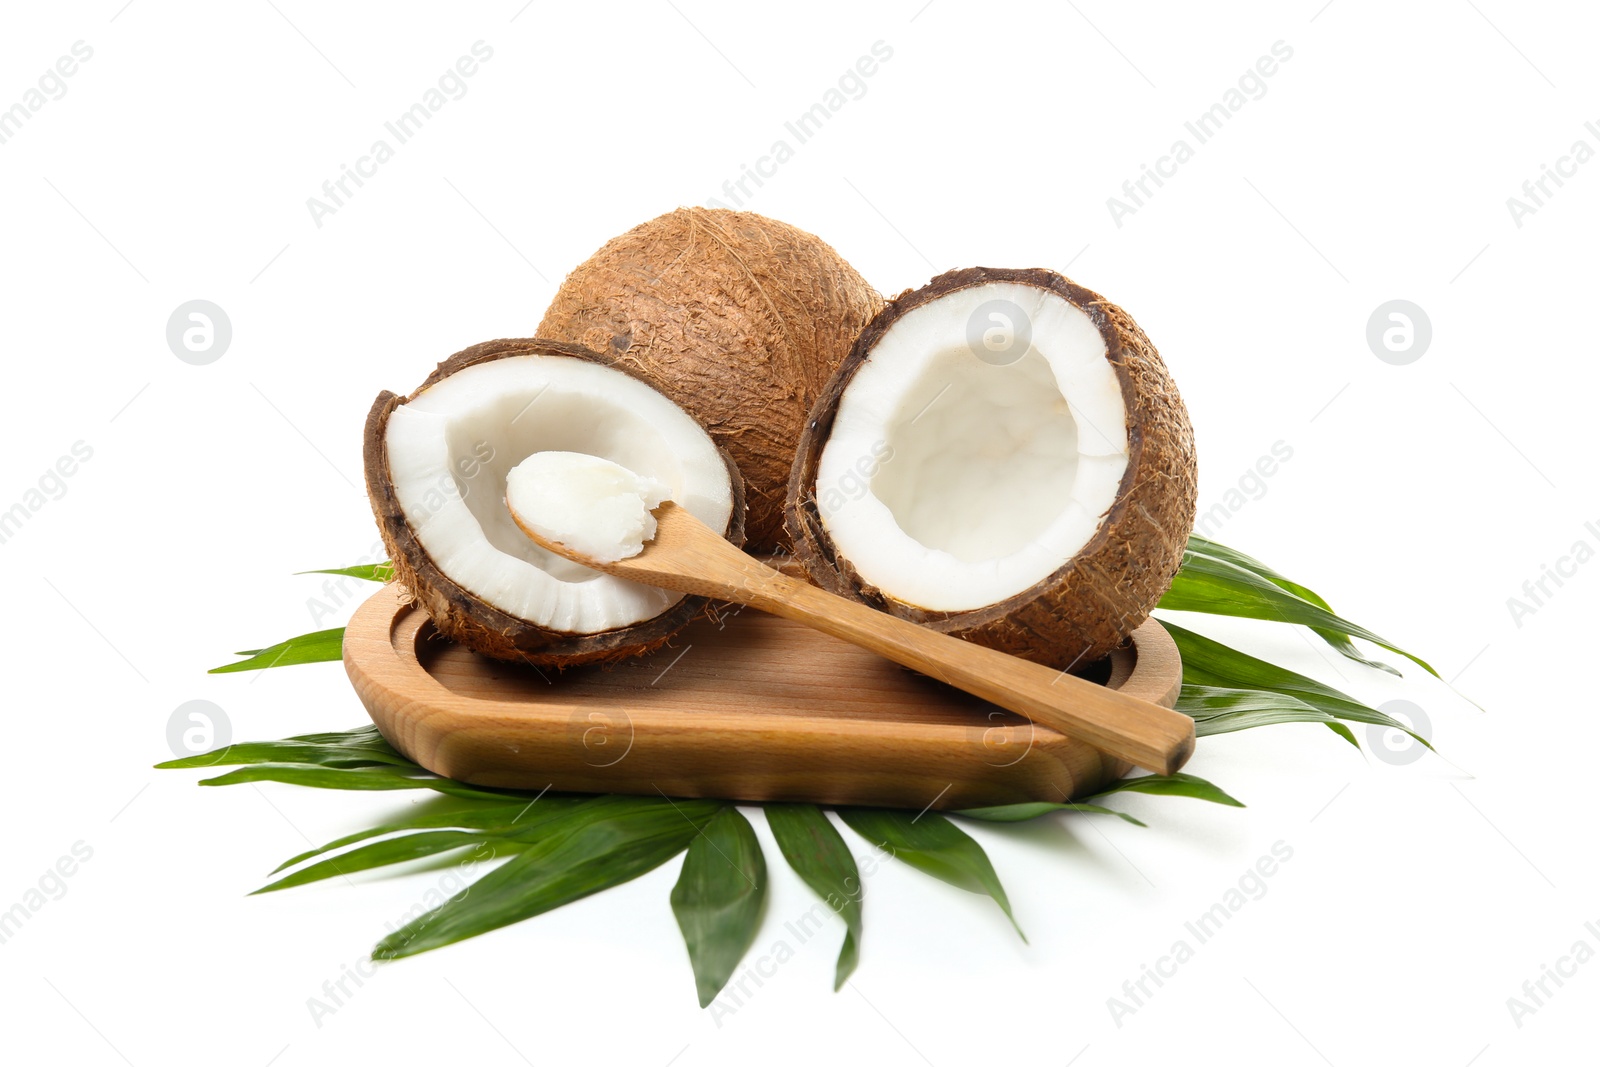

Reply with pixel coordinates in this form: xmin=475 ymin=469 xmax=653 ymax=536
xmin=786 ymin=267 xmax=1197 ymax=671
xmin=538 ymin=207 xmax=883 ymax=552
xmin=364 ymin=337 xmax=746 ymax=669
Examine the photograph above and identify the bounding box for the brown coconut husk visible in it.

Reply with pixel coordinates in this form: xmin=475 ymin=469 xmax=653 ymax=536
xmin=786 ymin=267 xmax=1197 ymax=671
xmin=537 ymin=207 xmax=883 ymax=552
xmin=363 ymin=337 xmax=747 ymax=668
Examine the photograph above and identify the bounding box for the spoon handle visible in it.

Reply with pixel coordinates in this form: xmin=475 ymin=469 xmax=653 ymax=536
xmin=741 ymin=568 xmax=1194 ymax=776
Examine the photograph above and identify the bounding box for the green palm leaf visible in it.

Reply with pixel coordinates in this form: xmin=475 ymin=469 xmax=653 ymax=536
xmin=255 ymin=830 xmax=499 ymax=894
xmin=197 ymin=761 xmax=519 ymax=801
xmin=671 ymin=807 xmax=767 ymax=1007
xmin=1165 ymin=542 xmax=1435 ymax=677
xmin=373 ymin=795 xmax=721 ymax=960
xmin=1184 ymin=535 xmax=1399 ymax=675
xmin=297 ymin=563 xmax=393 ymax=582
xmin=954 ymin=801 xmax=1146 ymax=825
xmin=209 ymin=628 xmax=345 ymax=673
xmin=836 ymin=808 xmax=1022 ymax=939
xmin=1089 ymin=771 xmax=1243 ymax=806
xmin=956 ymin=772 xmax=1238 ymax=823
xmin=270 ymin=796 xmax=586 ymax=874
xmin=765 ymin=804 xmax=864 ymax=989
xmin=156 ymin=727 xmax=410 ymax=769
xmin=1164 ymin=622 xmax=1430 ymax=749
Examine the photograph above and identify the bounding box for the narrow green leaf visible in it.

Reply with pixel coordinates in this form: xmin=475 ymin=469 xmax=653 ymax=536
xmin=209 ymin=628 xmax=345 ymax=673
xmin=298 ymin=562 xmax=394 ymax=583
xmin=373 ymin=795 xmax=721 ymax=960
xmin=1182 ymin=688 xmax=1417 ymax=747
xmin=1184 ymin=688 xmax=1343 ymax=735
xmin=1088 ymin=771 xmax=1244 ymax=807
xmin=271 ymin=796 xmax=585 ymax=873
xmin=1185 ymin=535 xmax=1394 ymax=674
xmin=957 ymin=773 xmax=1243 ymax=822
xmin=1187 ymin=536 xmax=1331 ymax=609
xmin=157 ymin=737 xmax=410 ymax=770
xmin=955 ymin=801 xmax=1147 ymax=826
xmin=255 ymin=830 xmax=497 ymax=893
xmin=670 ymin=807 xmax=766 ymax=1007
xmin=1182 ymin=686 xmax=1423 ymax=745
xmin=836 ymin=808 xmax=1023 ymax=940
xmin=1164 ymin=547 xmax=1436 ymax=677
xmin=1326 ymin=721 xmax=1360 ymax=748
xmin=1164 ymin=622 xmax=1432 ymax=750
xmin=764 ymin=804 xmax=864 ymax=989
xmin=197 ymin=762 xmax=520 ymax=801
xmin=274 ymin=725 xmax=394 ymax=749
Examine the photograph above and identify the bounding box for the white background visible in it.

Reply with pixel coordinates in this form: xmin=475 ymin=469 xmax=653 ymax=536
xmin=2 ymin=1 xmax=1595 ymax=1064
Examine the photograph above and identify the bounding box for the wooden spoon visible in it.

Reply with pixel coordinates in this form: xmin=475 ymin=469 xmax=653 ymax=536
xmin=511 ymin=500 xmax=1195 ymax=776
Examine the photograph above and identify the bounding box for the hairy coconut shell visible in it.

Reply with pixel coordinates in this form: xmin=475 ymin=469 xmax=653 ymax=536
xmin=363 ymin=337 xmax=746 ymax=669
xmin=786 ymin=267 xmax=1197 ymax=671
xmin=537 ymin=207 xmax=883 ymax=552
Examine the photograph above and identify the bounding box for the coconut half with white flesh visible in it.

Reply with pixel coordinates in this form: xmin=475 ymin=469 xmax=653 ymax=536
xmin=364 ymin=338 xmax=744 ymax=667
xmin=787 ymin=267 xmax=1197 ymax=671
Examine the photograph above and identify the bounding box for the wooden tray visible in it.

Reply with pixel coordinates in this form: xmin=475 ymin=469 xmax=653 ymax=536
xmin=344 ymin=583 xmax=1183 ymax=811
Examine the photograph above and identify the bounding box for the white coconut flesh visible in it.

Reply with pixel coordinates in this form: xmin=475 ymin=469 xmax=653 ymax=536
xmin=384 ymin=355 xmax=733 ymax=633
xmin=815 ymin=282 xmax=1130 ymax=613
xmin=505 ymin=451 xmax=668 ymax=564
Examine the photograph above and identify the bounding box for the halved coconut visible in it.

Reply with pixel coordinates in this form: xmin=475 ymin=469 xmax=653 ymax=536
xmin=538 ymin=207 xmax=883 ymax=552
xmin=786 ymin=267 xmax=1197 ymax=671
xmin=364 ymin=338 xmax=745 ymax=667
